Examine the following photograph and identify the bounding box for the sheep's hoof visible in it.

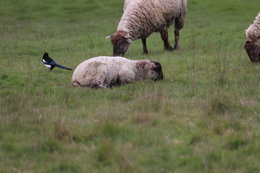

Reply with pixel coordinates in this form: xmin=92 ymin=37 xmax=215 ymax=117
xmin=165 ymin=47 xmax=174 ymax=51
xmin=174 ymin=46 xmax=179 ymax=50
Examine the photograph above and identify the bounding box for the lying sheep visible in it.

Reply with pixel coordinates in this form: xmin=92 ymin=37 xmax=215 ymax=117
xmin=244 ymin=13 xmax=260 ymax=62
xmin=106 ymin=0 xmax=187 ymax=56
xmin=71 ymin=56 xmax=163 ymax=88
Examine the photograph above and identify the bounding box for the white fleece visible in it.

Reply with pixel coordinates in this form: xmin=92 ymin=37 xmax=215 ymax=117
xmin=118 ymin=0 xmax=187 ymax=40
xmin=246 ymin=13 xmax=260 ymax=41
xmin=71 ymin=56 xmax=158 ymax=88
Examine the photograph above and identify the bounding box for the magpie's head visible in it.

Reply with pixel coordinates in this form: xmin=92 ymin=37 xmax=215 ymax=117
xmin=42 ymin=52 xmax=52 ymax=65
xmin=43 ymin=52 xmax=49 ymax=59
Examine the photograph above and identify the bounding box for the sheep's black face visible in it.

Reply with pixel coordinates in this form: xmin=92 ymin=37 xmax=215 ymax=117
xmin=112 ymin=37 xmax=130 ymax=57
xmin=107 ymin=31 xmax=131 ymax=57
xmin=244 ymin=40 xmax=260 ymax=63
xmin=149 ymin=61 xmax=164 ymax=81
xmin=112 ymin=35 xmax=131 ymax=57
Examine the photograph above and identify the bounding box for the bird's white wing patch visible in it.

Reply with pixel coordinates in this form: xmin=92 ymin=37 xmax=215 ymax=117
xmin=43 ymin=59 xmax=47 ymax=63
xmin=45 ymin=64 xmax=51 ymax=68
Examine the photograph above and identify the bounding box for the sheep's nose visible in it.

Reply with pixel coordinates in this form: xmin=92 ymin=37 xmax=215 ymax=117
xmin=159 ymin=73 xmax=164 ymax=80
xmin=154 ymin=73 xmax=163 ymax=81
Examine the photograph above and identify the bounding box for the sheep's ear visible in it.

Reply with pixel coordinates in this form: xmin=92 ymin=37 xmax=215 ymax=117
xmin=144 ymin=63 xmax=152 ymax=71
xmin=106 ymin=35 xmax=112 ymax=39
xmin=136 ymin=61 xmax=150 ymax=71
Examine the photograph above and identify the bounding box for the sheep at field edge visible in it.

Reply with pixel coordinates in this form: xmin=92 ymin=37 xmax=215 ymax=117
xmin=244 ymin=13 xmax=260 ymax=62
xmin=106 ymin=0 xmax=187 ymax=56
xmin=71 ymin=56 xmax=164 ymax=88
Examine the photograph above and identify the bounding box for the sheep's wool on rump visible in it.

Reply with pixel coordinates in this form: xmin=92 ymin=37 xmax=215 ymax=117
xmin=118 ymin=0 xmax=187 ymax=40
xmin=72 ymin=56 xmax=135 ymax=88
xmin=245 ymin=13 xmax=260 ymax=41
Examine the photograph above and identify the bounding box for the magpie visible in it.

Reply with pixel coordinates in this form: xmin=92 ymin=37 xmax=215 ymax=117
xmin=42 ymin=52 xmax=72 ymax=71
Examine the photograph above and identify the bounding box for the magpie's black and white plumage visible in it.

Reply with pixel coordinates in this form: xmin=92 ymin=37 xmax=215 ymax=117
xmin=42 ymin=52 xmax=72 ymax=71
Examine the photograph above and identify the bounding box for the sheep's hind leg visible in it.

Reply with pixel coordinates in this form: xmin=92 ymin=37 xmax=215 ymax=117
xmin=174 ymin=29 xmax=180 ymax=50
xmin=174 ymin=15 xmax=185 ymax=50
xmin=142 ymin=38 xmax=148 ymax=54
xmin=90 ymin=73 xmax=107 ymax=89
xmin=160 ymin=28 xmax=174 ymax=51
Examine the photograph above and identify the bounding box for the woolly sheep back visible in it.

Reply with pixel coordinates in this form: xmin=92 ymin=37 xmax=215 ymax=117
xmin=245 ymin=13 xmax=260 ymax=42
xmin=118 ymin=0 xmax=187 ymax=39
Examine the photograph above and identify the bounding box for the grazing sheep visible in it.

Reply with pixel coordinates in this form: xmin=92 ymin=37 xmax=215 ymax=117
xmin=106 ymin=0 xmax=187 ymax=56
xmin=71 ymin=56 xmax=163 ymax=88
xmin=244 ymin=13 xmax=260 ymax=62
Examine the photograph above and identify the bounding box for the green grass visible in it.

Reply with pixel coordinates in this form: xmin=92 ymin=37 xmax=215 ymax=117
xmin=0 ymin=0 xmax=259 ymax=172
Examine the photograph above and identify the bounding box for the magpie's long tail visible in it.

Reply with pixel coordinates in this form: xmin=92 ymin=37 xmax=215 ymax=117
xmin=56 ymin=64 xmax=72 ymax=70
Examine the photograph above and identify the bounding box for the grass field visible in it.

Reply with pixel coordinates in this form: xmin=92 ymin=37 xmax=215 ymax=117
xmin=0 ymin=0 xmax=260 ymax=172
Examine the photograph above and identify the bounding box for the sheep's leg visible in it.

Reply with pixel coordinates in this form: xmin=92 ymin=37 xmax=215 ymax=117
xmin=142 ymin=38 xmax=148 ymax=54
xmin=90 ymin=73 xmax=107 ymax=89
xmin=160 ymin=28 xmax=174 ymax=51
xmin=174 ymin=29 xmax=180 ymax=50
xmin=174 ymin=15 xmax=185 ymax=50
